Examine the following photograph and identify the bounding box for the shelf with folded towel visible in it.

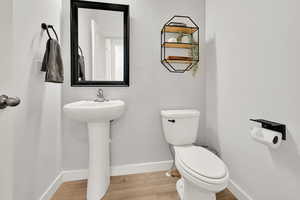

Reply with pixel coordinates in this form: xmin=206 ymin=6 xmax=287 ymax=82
xmin=162 ymin=42 xmax=199 ymax=49
xmin=163 ymin=25 xmax=198 ymax=34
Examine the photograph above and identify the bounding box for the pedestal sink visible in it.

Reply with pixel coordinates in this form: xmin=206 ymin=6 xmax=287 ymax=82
xmin=63 ymin=100 xmax=125 ymax=200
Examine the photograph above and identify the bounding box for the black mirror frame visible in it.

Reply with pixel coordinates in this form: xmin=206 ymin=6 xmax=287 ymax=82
xmin=71 ymin=0 xmax=130 ymax=87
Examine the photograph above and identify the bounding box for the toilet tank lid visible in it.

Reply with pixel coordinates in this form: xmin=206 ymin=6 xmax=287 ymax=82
xmin=161 ymin=109 xmax=200 ymax=118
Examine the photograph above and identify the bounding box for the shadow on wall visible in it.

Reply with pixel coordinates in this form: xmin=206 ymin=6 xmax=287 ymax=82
xmin=269 ymin=129 xmax=300 ymax=177
xmin=27 ymin=30 xmax=47 ymax=132
xmin=14 ymin=30 xmax=53 ymax=199
xmin=205 ymin=36 xmax=222 ymax=155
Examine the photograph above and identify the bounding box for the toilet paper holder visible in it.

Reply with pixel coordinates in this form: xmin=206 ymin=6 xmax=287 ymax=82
xmin=250 ymin=119 xmax=286 ymax=140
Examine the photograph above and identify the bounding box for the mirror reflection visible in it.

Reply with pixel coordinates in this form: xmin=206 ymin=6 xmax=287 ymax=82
xmin=78 ymin=8 xmax=124 ymax=82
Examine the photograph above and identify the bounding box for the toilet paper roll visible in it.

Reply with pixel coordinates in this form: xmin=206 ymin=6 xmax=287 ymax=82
xmin=250 ymin=127 xmax=282 ymax=149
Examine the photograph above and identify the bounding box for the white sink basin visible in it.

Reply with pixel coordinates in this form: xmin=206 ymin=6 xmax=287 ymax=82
xmin=63 ymin=100 xmax=125 ymax=122
xmin=63 ymin=100 xmax=125 ymax=200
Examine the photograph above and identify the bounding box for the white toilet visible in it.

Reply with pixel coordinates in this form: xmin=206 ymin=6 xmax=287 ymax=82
xmin=161 ymin=109 xmax=229 ymax=200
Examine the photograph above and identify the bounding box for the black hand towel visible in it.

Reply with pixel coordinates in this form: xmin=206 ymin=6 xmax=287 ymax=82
xmin=41 ymin=39 xmax=64 ymax=83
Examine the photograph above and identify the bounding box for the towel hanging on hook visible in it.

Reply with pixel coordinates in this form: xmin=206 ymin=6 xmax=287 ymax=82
xmin=41 ymin=23 xmax=59 ymax=41
xmin=41 ymin=22 xmax=64 ymax=83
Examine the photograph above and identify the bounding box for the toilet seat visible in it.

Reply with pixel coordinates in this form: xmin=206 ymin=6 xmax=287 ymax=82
xmin=175 ymin=145 xmax=229 ymax=192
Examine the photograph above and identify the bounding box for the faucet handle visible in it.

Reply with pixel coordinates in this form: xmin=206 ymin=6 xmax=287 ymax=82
xmin=97 ymin=89 xmax=103 ymax=97
xmin=97 ymin=88 xmax=103 ymax=93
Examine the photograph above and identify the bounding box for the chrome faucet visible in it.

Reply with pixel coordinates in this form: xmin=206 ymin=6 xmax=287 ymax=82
xmin=95 ymin=89 xmax=108 ymax=102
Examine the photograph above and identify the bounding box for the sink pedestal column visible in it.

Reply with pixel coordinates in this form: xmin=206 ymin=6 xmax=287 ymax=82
xmin=87 ymin=122 xmax=110 ymax=200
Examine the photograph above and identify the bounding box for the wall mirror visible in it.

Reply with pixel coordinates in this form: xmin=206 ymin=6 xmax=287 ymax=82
xmin=71 ymin=1 xmax=129 ymax=87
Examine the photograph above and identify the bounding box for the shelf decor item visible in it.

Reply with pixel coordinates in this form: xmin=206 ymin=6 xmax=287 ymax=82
xmin=161 ymin=15 xmax=199 ymax=73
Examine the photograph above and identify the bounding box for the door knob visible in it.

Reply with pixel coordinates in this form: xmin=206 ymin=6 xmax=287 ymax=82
xmin=0 ymin=95 xmax=21 ymax=109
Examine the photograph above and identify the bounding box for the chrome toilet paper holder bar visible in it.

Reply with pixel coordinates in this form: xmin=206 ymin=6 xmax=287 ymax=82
xmin=250 ymin=119 xmax=286 ymax=140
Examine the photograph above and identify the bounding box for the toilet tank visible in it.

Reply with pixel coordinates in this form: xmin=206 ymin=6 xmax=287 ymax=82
xmin=161 ymin=110 xmax=200 ymax=146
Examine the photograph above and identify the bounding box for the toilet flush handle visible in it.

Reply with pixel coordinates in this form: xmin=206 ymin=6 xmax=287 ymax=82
xmin=168 ymin=119 xmax=176 ymax=123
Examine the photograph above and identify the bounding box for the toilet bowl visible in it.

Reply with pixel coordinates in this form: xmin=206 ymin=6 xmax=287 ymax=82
xmin=161 ymin=110 xmax=229 ymax=200
xmin=175 ymin=145 xmax=229 ymax=200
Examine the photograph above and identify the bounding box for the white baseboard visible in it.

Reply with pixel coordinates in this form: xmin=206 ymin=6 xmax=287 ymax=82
xmin=61 ymin=160 xmax=173 ymax=181
xmin=39 ymin=160 xmax=173 ymax=200
xmin=39 ymin=173 xmax=63 ymax=200
xmin=61 ymin=169 xmax=88 ymax=182
xmin=228 ymin=179 xmax=253 ymax=200
xmin=111 ymin=160 xmax=173 ymax=176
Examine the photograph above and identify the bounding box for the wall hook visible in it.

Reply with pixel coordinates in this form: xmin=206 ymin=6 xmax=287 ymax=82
xmin=41 ymin=23 xmax=59 ymax=41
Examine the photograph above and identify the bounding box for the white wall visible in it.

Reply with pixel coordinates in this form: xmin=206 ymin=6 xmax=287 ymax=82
xmin=206 ymin=0 xmax=300 ymax=199
xmin=12 ymin=0 xmax=62 ymax=199
xmin=61 ymin=0 xmax=206 ymax=170
xmin=0 ymin=0 xmax=14 ymax=199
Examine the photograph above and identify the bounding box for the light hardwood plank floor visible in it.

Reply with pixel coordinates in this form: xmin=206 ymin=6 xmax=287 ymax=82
xmin=51 ymin=171 xmax=237 ymax=200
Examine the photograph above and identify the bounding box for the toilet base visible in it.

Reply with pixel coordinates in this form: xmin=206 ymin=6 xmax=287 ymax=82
xmin=176 ymin=179 xmax=184 ymax=199
xmin=176 ymin=178 xmax=216 ymax=200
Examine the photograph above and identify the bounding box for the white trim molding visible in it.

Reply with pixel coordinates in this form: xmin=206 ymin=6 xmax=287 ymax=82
xmin=61 ymin=160 xmax=174 ymax=181
xmin=61 ymin=169 xmax=88 ymax=182
xmin=228 ymin=179 xmax=254 ymax=200
xmin=111 ymin=160 xmax=173 ymax=176
xmin=39 ymin=173 xmax=63 ymax=200
xmin=39 ymin=160 xmax=173 ymax=200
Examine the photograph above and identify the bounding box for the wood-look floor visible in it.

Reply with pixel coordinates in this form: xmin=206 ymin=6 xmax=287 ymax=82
xmin=51 ymin=171 xmax=237 ymax=200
